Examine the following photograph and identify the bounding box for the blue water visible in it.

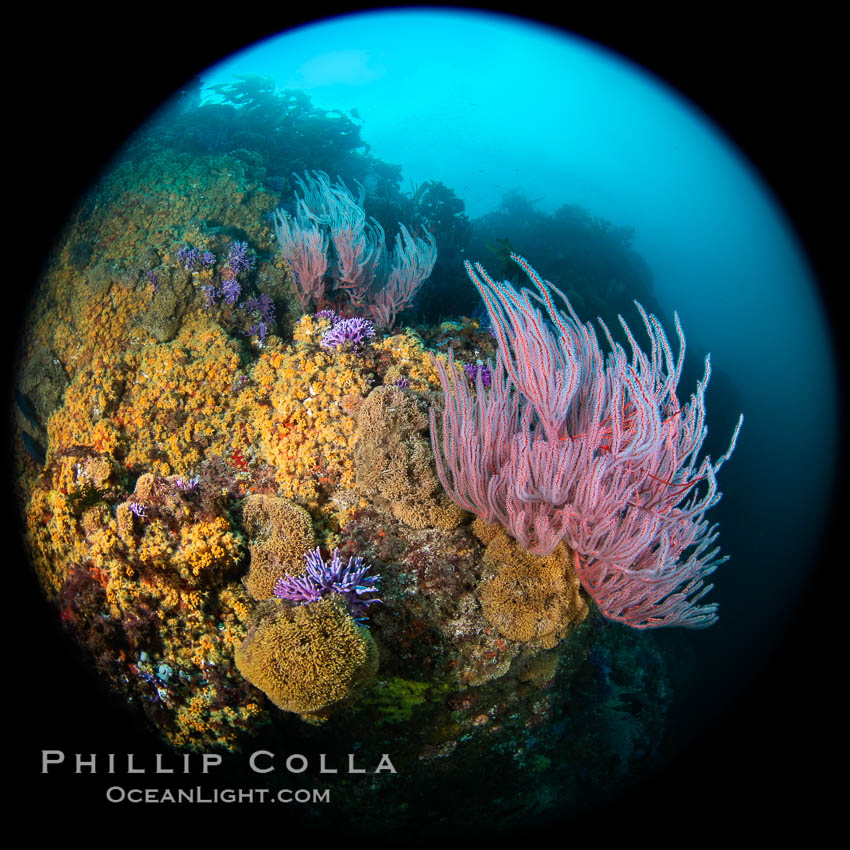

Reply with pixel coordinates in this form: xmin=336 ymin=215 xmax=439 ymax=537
xmin=197 ymin=8 xmax=838 ymax=708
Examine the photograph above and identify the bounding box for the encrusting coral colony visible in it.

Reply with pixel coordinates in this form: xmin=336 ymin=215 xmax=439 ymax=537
xmin=14 ymin=134 xmax=741 ymax=820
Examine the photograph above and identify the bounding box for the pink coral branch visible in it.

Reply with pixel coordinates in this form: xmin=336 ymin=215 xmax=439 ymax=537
xmin=273 ymin=171 xmax=436 ymax=326
xmin=312 ymin=174 xmax=385 ymax=305
xmin=273 ymin=203 xmax=329 ymax=309
xmin=367 ymin=225 xmax=437 ymax=328
xmin=430 ymin=254 xmax=743 ymax=629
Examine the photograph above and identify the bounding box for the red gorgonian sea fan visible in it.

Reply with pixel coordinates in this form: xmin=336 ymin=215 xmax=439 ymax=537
xmin=430 ymin=254 xmax=743 ymax=629
xmin=273 ymin=170 xmax=437 ymax=328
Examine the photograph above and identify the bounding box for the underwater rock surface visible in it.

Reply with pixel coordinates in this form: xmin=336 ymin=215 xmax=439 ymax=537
xmin=11 ymin=80 xmax=705 ymax=833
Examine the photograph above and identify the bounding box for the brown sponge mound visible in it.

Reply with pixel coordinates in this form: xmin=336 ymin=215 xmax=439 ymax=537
xmin=355 ymin=385 xmax=465 ymax=530
xmin=235 ymin=595 xmax=379 ymax=719
xmin=241 ymin=495 xmax=315 ymax=600
xmin=475 ymin=520 xmax=588 ymax=649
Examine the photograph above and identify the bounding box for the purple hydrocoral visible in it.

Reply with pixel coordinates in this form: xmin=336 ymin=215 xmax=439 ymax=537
xmin=463 ymin=362 xmax=492 ymax=388
xmin=243 ymin=293 xmax=275 ymax=324
xmin=273 ymin=548 xmax=382 ymax=618
xmin=319 ymin=315 xmax=376 ymax=350
xmin=220 ymin=276 xmax=241 ymax=305
xmin=226 ymin=241 xmax=256 ymax=276
xmin=176 ymin=245 xmax=216 ymax=270
xmin=174 ymin=475 xmax=199 ymax=493
xmin=242 ymin=293 xmax=276 ymax=344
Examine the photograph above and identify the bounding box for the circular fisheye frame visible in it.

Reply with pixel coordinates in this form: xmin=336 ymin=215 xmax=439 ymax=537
xmin=13 ymin=9 xmax=837 ymax=836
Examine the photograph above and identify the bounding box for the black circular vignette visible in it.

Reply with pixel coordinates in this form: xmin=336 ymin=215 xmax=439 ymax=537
xmin=7 ymin=5 xmax=841 ymax=836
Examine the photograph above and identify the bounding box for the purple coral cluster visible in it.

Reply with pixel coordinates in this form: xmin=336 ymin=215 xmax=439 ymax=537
xmin=209 ymin=242 xmax=256 ymax=307
xmin=226 ymin=241 xmax=256 ymax=276
xmin=273 ymin=547 xmax=382 ymax=618
xmin=317 ymin=311 xmax=376 ymax=350
xmin=174 ymin=475 xmax=199 ymax=493
xmin=241 ymin=293 xmax=275 ymax=344
xmin=220 ymin=276 xmax=241 ymax=305
xmin=190 ymin=239 xmax=275 ymax=343
xmin=463 ymin=362 xmax=492 ymax=388
xmin=176 ymin=245 xmax=216 ymax=270
xmin=128 ymin=500 xmax=147 ymax=518
xmin=201 ymin=283 xmax=217 ymax=308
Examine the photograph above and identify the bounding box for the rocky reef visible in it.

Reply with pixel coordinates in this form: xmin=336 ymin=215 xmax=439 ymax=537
xmin=12 ymin=133 xmax=689 ymax=832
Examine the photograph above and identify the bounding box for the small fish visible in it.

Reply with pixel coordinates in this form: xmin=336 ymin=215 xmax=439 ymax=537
xmin=15 ymin=389 xmax=41 ymax=431
xmin=22 ymin=431 xmax=46 ymax=466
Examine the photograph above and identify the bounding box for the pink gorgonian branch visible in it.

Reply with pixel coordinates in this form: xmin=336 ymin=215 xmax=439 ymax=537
xmin=273 ymin=200 xmax=329 ymax=309
xmin=273 ymin=171 xmax=437 ymax=326
xmin=430 ymin=254 xmax=743 ymax=629
xmin=366 ymin=224 xmax=437 ymax=328
xmin=309 ymin=173 xmax=386 ymax=305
